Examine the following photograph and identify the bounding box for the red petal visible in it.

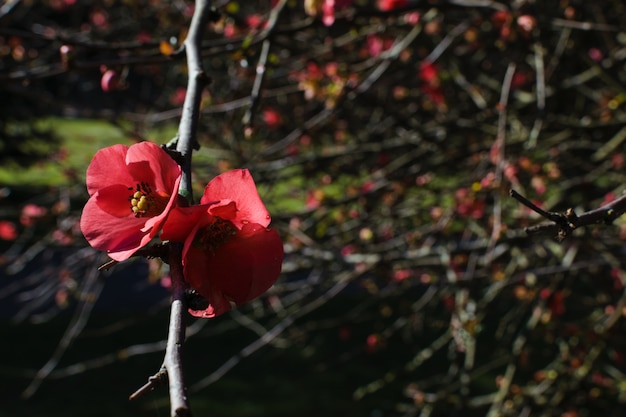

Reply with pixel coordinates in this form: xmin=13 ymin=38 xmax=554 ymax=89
xmin=86 ymin=144 xmax=133 ymax=196
xmin=126 ymin=142 xmax=181 ymax=193
xmin=184 ymin=244 xmax=233 ymax=317
xmin=207 ymin=200 xmax=237 ymax=221
xmin=233 ymin=224 xmax=283 ymax=300
xmin=82 ymin=142 xmax=182 ymax=260
xmin=188 ymin=304 xmax=216 ymax=319
xmin=141 ymin=173 xmax=182 ymax=232
xmin=95 ymin=184 xmax=136 ymax=217
xmin=80 ymin=196 xmax=152 ymax=260
xmin=200 ymin=169 xmax=271 ymax=229
xmin=184 ymin=223 xmax=283 ymax=317
xmin=161 ymin=205 xmax=207 ymax=242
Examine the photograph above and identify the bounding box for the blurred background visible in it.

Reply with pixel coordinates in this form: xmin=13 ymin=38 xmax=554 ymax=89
xmin=2 ymin=1 xmax=626 ymax=416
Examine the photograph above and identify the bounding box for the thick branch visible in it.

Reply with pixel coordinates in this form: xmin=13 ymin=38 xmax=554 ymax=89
xmin=164 ymin=1 xmax=212 ymax=416
xmin=129 ymin=2 xmax=211 ymax=412
xmin=165 ymin=244 xmax=190 ymax=417
xmin=176 ymin=0 xmax=212 ymax=202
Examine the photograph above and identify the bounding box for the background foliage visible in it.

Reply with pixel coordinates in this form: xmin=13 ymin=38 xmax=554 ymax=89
xmin=3 ymin=1 xmax=626 ymax=416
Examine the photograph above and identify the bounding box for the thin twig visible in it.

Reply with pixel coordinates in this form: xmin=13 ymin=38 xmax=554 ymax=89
xmin=242 ymin=39 xmax=271 ymax=128
xmin=527 ymin=43 xmax=546 ymax=148
xmin=242 ymin=0 xmax=288 ymax=128
xmin=129 ymin=366 xmax=168 ymax=401
xmin=485 ymin=63 xmax=515 ymax=264
xmin=21 ymin=263 xmax=104 ymax=399
xmin=0 ymin=0 xmax=21 ymax=20
xmin=424 ymin=21 xmax=469 ymax=64
xmin=510 ymin=189 xmax=563 ymax=222
xmin=190 ymin=263 xmax=376 ymax=392
xmin=551 ymin=17 xmax=620 ymax=32
xmin=261 ymin=16 xmax=423 ymax=158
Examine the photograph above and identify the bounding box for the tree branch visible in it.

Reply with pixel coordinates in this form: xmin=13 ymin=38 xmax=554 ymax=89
xmin=242 ymin=0 xmax=288 ymax=128
xmin=165 ymin=244 xmax=191 ymax=417
xmin=21 ymin=260 xmax=104 ymax=399
xmin=166 ymin=1 xmax=213 ymax=416
xmin=176 ymin=0 xmax=212 ymax=202
xmin=129 ymin=1 xmax=212 ymax=415
xmin=510 ymin=189 xmax=626 ymax=241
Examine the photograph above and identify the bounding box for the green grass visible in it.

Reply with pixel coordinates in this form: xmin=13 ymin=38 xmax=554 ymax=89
xmin=0 ymin=118 xmax=132 ymax=186
xmin=0 ymin=118 xmax=185 ymax=187
xmin=0 ymin=118 xmax=313 ymax=214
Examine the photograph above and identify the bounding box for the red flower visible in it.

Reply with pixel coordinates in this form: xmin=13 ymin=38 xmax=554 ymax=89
xmin=100 ymin=69 xmax=123 ymax=92
xmin=162 ymin=169 xmax=283 ymax=318
xmin=20 ymin=204 xmax=48 ymax=226
xmin=262 ymin=108 xmax=283 ymax=129
xmin=0 ymin=220 xmax=18 ymax=240
xmin=378 ymin=0 xmax=408 ymax=11
xmin=80 ymin=142 xmax=181 ymax=261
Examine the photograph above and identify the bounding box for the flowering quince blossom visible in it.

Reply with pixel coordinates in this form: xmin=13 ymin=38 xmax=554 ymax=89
xmin=80 ymin=142 xmax=181 ymax=261
xmin=161 ymin=169 xmax=284 ymax=318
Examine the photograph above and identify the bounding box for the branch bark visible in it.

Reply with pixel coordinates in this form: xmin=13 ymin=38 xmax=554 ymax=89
xmin=176 ymin=0 xmax=212 ymax=201
xmin=165 ymin=244 xmax=191 ymax=417
xmin=164 ymin=1 xmax=212 ymax=416
xmin=129 ymin=2 xmax=211 ymax=412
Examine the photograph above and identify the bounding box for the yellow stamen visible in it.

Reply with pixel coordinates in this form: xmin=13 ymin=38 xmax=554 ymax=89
xmin=127 ymin=182 xmax=169 ymax=218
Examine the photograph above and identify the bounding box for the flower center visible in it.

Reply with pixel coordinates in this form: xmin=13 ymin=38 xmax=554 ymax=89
xmin=128 ymin=182 xmax=169 ymax=218
xmin=195 ymin=217 xmax=238 ymax=252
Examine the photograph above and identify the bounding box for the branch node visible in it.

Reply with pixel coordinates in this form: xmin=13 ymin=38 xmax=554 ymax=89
xmin=197 ymin=71 xmax=211 ymax=87
xmin=565 ymin=208 xmax=578 ymax=224
xmin=604 ymin=208 xmax=617 ymax=224
xmin=511 ymin=189 xmax=575 ymax=241
xmin=129 ymin=366 xmax=168 ymax=401
xmin=162 ymin=144 xmax=186 ymax=165
xmin=134 ymin=242 xmax=170 ymax=262
xmin=511 ymin=189 xmax=626 ymax=241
